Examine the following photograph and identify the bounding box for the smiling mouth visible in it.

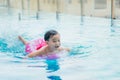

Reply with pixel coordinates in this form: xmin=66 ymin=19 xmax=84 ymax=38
xmin=55 ymin=46 xmax=59 ymax=48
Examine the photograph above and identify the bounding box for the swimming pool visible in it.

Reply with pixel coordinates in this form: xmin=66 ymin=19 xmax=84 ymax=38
xmin=0 ymin=11 xmax=120 ymax=80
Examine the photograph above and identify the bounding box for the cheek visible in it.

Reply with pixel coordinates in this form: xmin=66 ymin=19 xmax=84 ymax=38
xmin=47 ymin=41 xmax=54 ymax=45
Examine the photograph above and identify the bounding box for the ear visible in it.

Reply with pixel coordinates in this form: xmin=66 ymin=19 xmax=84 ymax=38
xmin=45 ymin=41 xmax=49 ymax=44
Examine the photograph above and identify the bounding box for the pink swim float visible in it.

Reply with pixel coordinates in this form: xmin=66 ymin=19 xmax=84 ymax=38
xmin=25 ymin=38 xmax=46 ymax=53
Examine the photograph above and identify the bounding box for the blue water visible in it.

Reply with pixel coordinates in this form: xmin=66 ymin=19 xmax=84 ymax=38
xmin=0 ymin=10 xmax=120 ymax=80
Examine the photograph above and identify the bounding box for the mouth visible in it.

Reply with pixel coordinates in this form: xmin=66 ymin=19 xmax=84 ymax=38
xmin=55 ymin=46 xmax=59 ymax=48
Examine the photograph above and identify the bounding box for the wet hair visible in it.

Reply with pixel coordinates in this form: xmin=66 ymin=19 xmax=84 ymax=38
xmin=44 ymin=30 xmax=59 ymax=41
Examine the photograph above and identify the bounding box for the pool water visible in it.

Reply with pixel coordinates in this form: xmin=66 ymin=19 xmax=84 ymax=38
xmin=0 ymin=11 xmax=120 ymax=80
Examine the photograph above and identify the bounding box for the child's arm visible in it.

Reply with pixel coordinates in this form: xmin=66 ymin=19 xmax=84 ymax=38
xmin=65 ymin=48 xmax=70 ymax=52
xmin=26 ymin=48 xmax=45 ymax=58
xmin=17 ymin=49 xmax=44 ymax=59
xmin=59 ymin=47 xmax=70 ymax=52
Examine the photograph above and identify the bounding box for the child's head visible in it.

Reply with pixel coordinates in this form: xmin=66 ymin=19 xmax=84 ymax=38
xmin=44 ymin=30 xmax=61 ymax=49
xmin=44 ymin=30 xmax=59 ymax=41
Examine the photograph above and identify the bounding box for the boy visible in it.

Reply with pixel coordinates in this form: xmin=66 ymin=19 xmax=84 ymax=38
xmin=19 ymin=30 xmax=70 ymax=59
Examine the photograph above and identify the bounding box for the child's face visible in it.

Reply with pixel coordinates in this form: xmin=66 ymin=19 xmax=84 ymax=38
xmin=46 ymin=34 xmax=61 ymax=50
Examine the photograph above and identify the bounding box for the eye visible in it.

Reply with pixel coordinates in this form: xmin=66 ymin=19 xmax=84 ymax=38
xmin=53 ymin=40 xmax=57 ymax=42
xmin=52 ymin=39 xmax=60 ymax=43
xmin=53 ymin=41 xmax=56 ymax=42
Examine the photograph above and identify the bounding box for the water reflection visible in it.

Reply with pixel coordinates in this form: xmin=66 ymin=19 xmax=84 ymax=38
xmin=47 ymin=76 xmax=61 ymax=80
xmin=45 ymin=59 xmax=62 ymax=80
